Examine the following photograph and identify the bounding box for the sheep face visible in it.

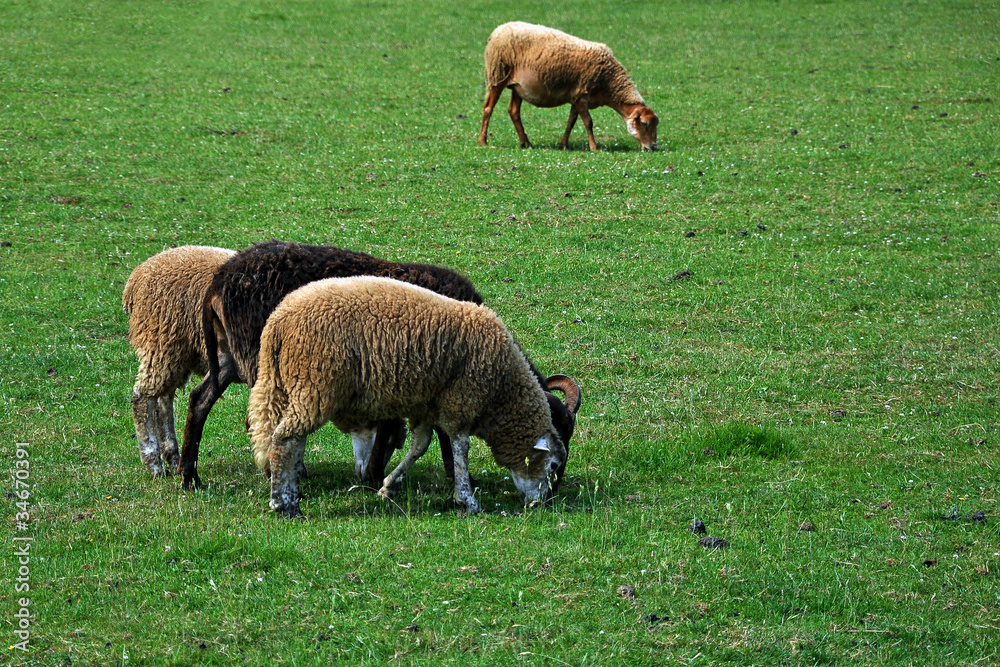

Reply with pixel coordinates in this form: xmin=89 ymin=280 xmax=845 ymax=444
xmin=546 ymin=393 xmax=574 ymax=486
xmin=510 ymin=433 xmax=567 ymax=504
xmin=544 ymin=374 xmax=582 ymax=488
xmin=626 ymin=107 xmax=659 ymax=151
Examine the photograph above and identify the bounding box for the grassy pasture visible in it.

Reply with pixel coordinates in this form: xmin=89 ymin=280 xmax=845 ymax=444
xmin=2 ymin=0 xmax=999 ymax=663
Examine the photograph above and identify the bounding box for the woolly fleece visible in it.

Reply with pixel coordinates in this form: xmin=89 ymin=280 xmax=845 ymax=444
xmin=207 ymin=240 xmax=484 ymax=388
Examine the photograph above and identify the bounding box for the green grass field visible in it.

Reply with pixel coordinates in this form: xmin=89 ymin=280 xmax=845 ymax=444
xmin=2 ymin=0 xmax=999 ymax=663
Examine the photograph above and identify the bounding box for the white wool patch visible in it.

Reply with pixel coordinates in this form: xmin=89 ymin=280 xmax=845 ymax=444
xmin=510 ymin=468 xmax=548 ymax=503
xmin=626 ymin=118 xmax=640 ymax=138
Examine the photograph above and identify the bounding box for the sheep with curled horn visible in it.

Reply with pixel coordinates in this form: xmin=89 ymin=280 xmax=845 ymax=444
xmin=248 ymin=276 xmax=571 ymax=517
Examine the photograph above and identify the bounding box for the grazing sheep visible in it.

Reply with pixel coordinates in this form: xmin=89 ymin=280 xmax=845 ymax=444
xmin=248 ymin=276 xmax=568 ymax=517
xmin=122 ymin=245 xmax=236 ymax=476
xmin=180 ymin=240 xmax=582 ymax=491
xmin=179 ymin=240 xmax=484 ymax=490
xmin=478 ymin=21 xmax=659 ymax=151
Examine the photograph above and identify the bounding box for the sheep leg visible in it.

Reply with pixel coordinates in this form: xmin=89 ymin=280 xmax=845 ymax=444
xmin=351 ymin=427 xmax=378 ymax=483
xmin=436 ymin=429 xmax=480 ymax=487
xmin=132 ymin=389 xmax=165 ymax=477
xmin=269 ymin=433 xmax=306 ymax=518
xmin=435 ymin=427 xmax=455 ymax=479
xmin=449 ymin=434 xmax=480 ymax=515
xmin=360 ymin=418 xmax=407 ymax=486
xmin=156 ymin=392 xmax=180 ymax=472
xmin=179 ymin=361 xmax=239 ymax=490
xmin=559 ymin=107 xmax=579 ymax=149
xmin=382 ymin=421 xmax=404 ymax=469
xmin=478 ymin=84 xmax=504 ymax=146
xmin=507 ymin=90 xmax=533 ymax=149
xmin=573 ymin=101 xmax=598 ymax=151
xmin=377 ymin=423 xmax=433 ymax=500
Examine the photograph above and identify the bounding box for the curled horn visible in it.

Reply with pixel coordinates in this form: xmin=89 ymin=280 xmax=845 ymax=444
xmin=545 ymin=374 xmax=581 ymax=415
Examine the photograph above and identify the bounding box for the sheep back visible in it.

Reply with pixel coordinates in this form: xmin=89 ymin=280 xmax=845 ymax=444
xmin=209 ymin=240 xmax=484 ymax=387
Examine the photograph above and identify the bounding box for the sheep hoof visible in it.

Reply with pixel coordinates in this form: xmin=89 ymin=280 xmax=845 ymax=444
xmin=355 ymin=465 xmax=379 ymax=486
xmin=519 ymin=141 xmax=533 ymax=149
xmin=462 ymin=498 xmax=482 ymax=515
xmin=181 ymin=470 xmax=203 ymax=492
xmin=277 ymin=505 xmax=303 ymax=519
xmin=376 ymin=485 xmax=395 ymax=500
xmin=270 ymin=494 xmax=303 ymax=518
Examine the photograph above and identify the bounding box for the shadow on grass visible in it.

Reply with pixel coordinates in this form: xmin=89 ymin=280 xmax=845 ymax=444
xmin=525 ymin=140 xmax=637 ymax=153
xmin=193 ymin=450 xmax=611 ymax=518
xmin=485 ymin=139 xmax=649 ymax=153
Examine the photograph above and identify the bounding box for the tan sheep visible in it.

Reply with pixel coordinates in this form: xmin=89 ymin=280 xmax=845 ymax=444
xmin=248 ymin=276 xmax=567 ymax=518
xmin=478 ymin=21 xmax=659 ymax=151
xmin=122 ymin=245 xmax=235 ymax=476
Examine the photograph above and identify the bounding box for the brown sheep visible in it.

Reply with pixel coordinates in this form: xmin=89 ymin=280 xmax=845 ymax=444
xmin=248 ymin=277 xmax=567 ymax=518
xmin=478 ymin=21 xmax=659 ymax=151
xmin=122 ymin=246 xmax=235 ymax=476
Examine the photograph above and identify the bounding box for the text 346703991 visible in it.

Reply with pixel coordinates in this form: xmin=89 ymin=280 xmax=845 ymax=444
xmin=12 ymin=442 xmax=32 ymax=652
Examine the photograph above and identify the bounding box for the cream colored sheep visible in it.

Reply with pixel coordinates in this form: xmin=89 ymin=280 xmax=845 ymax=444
xmin=478 ymin=21 xmax=659 ymax=151
xmin=122 ymin=245 xmax=235 ymax=476
xmin=247 ymin=276 xmax=567 ymax=518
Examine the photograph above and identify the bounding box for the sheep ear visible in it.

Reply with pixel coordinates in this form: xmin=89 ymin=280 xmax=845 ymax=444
xmin=534 ymin=437 xmax=550 ymax=452
xmin=626 ymin=117 xmax=639 ymax=138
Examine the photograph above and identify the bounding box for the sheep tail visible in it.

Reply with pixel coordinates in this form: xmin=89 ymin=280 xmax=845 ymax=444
xmin=121 ymin=277 xmax=136 ymax=315
xmin=483 ymin=30 xmax=514 ymax=88
xmin=202 ymin=294 xmax=222 ymax=393
xmin=248 ymin=328 xmax=286 ymax=471
xmin=121 ymin=271 xmax=140 ymax=344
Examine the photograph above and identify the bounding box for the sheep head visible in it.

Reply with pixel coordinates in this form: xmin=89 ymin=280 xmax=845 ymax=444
xmin=510 ymin=431 xmax=567 ymax=505
xmin=626 ymin=106 xmax=659 ymax=151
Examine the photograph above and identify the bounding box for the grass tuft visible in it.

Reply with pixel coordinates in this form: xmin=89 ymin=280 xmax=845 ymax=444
xmin=699 ymin=421 xmax=792 ymax=460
